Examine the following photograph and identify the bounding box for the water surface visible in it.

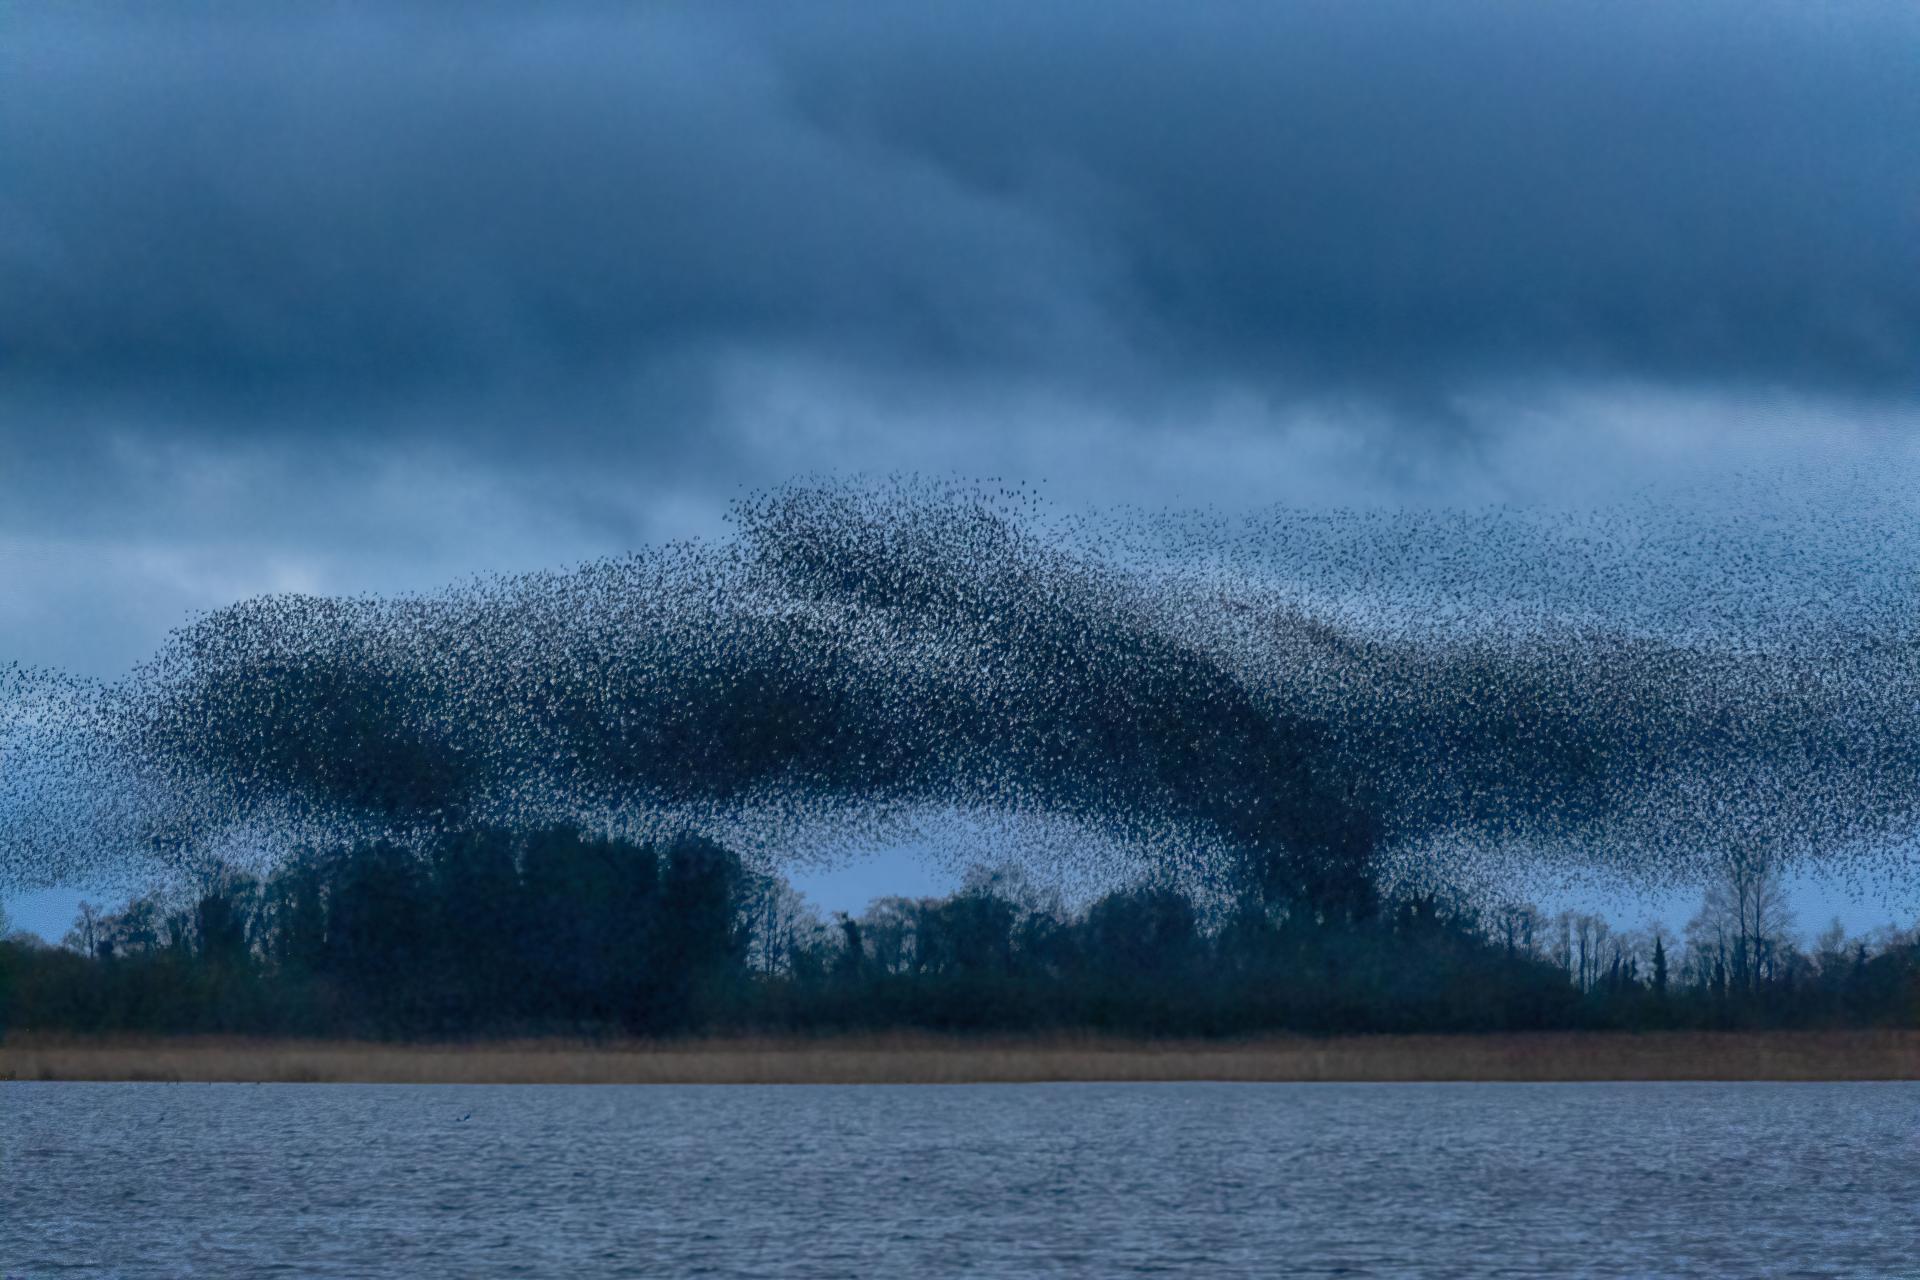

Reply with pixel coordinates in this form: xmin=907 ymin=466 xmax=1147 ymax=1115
xmin=4 ymin=1081 xmax=1915 ymax=1276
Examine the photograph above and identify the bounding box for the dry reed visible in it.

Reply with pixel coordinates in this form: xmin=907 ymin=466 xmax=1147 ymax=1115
xmin=4 ymin=1030 xmax=1918 ymax=1084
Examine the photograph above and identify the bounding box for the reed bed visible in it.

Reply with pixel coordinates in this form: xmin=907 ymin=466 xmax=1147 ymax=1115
xmin=5 ymin=1030 xmax=1919 ymax=1084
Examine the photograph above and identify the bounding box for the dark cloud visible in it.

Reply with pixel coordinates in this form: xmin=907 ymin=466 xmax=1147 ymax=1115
xmin=771 ymin=1 xmax=1920 ymax=397
xmin=0 ymin=3 xmax=1125 ymax=427
xmin=7 ymin=1 xmax=1915 ymax=423
xmin=2 ymin=0 xmax=1917 ymax=673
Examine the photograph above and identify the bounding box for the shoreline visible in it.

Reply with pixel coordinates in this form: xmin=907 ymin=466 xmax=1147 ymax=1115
xmin=5 ymin=1029 xmax=1919 ymax=1084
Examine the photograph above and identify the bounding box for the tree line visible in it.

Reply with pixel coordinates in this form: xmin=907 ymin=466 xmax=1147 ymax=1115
xmin=2 ymin=828 xmax=1916 ymax=1039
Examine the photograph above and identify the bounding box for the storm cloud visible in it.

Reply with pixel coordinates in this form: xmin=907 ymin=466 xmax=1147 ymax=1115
xmin=3 ymin=0 xmax=1918 ymax=673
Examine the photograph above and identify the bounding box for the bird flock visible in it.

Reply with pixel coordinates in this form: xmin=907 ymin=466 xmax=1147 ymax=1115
xmin=3 ymin=474 xmax=1917 ymax=911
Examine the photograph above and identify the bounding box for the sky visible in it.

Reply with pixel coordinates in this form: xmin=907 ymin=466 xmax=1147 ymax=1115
xmin=4 ymin=0 xmax=1920 ymax=939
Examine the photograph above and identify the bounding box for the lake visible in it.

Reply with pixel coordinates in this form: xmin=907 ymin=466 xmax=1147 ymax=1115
xmin=4 ymin=1081 xmax=1915 ymax=1276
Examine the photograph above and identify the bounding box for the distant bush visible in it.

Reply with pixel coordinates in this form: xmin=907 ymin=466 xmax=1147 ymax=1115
xmin=6 ymin=828 xmax=1917 ymax=1040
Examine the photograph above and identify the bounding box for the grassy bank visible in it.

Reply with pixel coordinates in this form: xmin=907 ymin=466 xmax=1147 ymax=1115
xmin=4 ymin=1030 xmax=1919 ymax=1084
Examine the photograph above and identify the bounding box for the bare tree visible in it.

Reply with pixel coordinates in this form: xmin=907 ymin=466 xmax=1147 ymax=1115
xmin=738 ymin=871 xmax=823 ymax=976
xmin=1579 ymin=914 xmax=1611 ymax=991
xmin=1554 ymin=912 xmax=1613 ymax=991
xmin=63 ymin=900 xmax=103 ymax=958
xmin=1550 ymin=911 xmax=1575 ymax=977
xmin=960 ymin=861 xmax=1064 ymax=922
xmin=860 ymin=897 xmax=923 ymax=976
xmin=1491 ymin=902 xmax=1545 ymax=960
xmin=1687 ymin=843 xmax=1794 ymax=994
xmin=1811 ymin=917 xmax=1852 ymax=982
